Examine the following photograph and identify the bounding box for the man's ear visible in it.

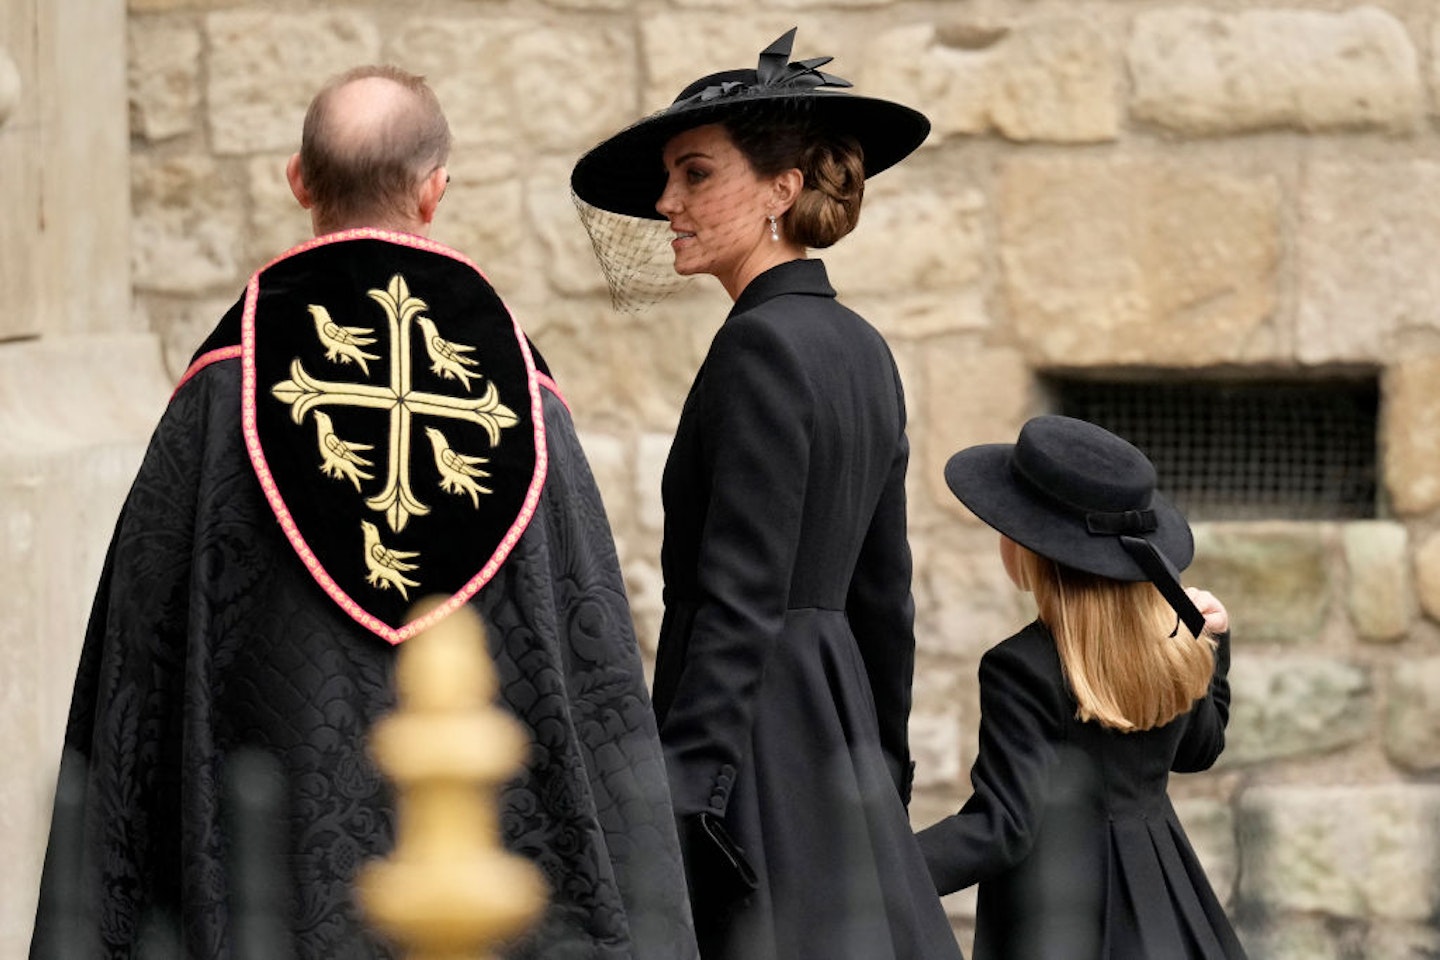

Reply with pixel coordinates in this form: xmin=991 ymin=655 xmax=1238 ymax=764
xmin=286 ymin=153 xmax=314 ymax=210
xmin=417 ymin=165 xmax=448 ymax=226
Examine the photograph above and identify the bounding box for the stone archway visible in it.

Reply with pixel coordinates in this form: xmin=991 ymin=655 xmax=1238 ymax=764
xmin=0 ymin=0 xmax=171 ymax=955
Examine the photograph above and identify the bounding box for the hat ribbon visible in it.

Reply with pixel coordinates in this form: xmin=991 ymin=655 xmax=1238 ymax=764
xmin=1118 ymin=535 xmax=1208 ymax=639
xmin=1085 ymin=508 xmax=1156 ymax=536
xmin=673 ymin=27 xmax=854 ymax=108
xmin=1011 ymin=460 xmax=1207 ymax=637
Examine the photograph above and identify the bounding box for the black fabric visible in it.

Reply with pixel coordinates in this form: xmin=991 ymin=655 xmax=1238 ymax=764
xmin=30 ymin=241 xmax=697 ymax=960
xmin=943 ymin=414 xmax=1206 ymax=636
xmin=915 ymin=621 xmax=1246 ymax=960
xmin=652 ymin=258 xmax=962 ymax=960
xmin=570 ymin=28 xmax=930 ymax=220
xmin=250 ymin=239 xmax=537 ymax=633
xmin=942 ymin=415 xmax=1195 ymax=583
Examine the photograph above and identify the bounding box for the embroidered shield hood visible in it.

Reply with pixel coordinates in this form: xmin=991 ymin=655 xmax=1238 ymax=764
xmin=242 ymin=231 xmax=546 ymax=643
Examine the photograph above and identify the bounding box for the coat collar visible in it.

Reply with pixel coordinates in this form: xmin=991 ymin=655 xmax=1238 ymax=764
xmin=728 ymin=258 xmax=836 ymax=317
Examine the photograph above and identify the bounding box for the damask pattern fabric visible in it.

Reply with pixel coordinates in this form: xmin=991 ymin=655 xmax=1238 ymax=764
xmin=30 ymin=246 xmax=696 ymax=960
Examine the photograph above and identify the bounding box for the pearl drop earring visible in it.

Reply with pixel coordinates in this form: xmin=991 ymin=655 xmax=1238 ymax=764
xmin=768 ymin=215 xmax=780 ymax=242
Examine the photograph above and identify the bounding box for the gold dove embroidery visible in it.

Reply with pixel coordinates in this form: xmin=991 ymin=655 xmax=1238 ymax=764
xmin=361 ymin=520 xmax=421 ymax=598
xmin=312 ymin=410 xmax=374 ymax=490
xmin=309 ymin=304 xmax=380 ymax=374
xmin=415 ymin=316 xmax=481 ymax=391
xmin=273 ymin=272 xmax=520 ymax=541
xmin=425 ymin=426 xmax=492 ymax=507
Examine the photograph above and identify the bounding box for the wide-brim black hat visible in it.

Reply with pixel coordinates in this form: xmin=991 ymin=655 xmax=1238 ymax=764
xmin=571 ymin=27 xmax=931 ymax=220
xmin=945 ymin=416 xmax=1207 ymax=636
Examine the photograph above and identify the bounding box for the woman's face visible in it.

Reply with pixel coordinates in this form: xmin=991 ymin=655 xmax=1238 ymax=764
xmin=656 ymin=123 xmax=791 ymax=298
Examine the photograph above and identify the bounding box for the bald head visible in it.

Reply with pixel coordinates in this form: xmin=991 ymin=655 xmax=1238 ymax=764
xmin=293 ymin=65 xmax=452 ymax=234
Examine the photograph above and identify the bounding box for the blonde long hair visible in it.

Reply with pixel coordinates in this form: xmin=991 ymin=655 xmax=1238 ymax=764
xmin=1010 ymin=541 xmax=1216 ymax=732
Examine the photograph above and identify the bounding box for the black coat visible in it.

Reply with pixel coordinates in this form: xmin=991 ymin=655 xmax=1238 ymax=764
xmin=916 ymin=620 xmax=1247 ymax=960
xmin=29 ymin=238 xmax=697 ymax=960
xmin=652 ymin=259 xmax=962 ymax=960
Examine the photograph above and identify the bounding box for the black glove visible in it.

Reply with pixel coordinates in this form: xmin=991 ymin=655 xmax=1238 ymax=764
xmin=679 ymin=811 xmax=758 ymax=906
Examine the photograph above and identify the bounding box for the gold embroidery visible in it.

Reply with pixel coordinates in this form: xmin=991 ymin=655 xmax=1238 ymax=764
xmin=416 ymin=316 xmax=482 ymax=390
xmin=313 ymin=410 xmax=375 ymax=490
xmin=361 ymin=519 xmax=421 ymax=599
xmin=271 ymin=272 xmax=520 ymax=569
xmin=310 ymin=304 xmax=380 ymax=374
xmin=424 ymin=425 xmax=493 ymax=507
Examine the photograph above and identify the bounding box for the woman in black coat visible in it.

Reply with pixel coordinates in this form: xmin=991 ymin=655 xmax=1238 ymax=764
xmin=571 ymin=28 xmax=963 ymax=960
xmin=918 ymin=415 xmax=1249 ymax=959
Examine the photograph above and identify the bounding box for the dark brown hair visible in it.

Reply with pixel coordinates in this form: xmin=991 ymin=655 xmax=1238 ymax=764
xmin=300 ymin=65 xmax=451 ymax=229
xmin=722 ymin=108 xmax=865 ymax=249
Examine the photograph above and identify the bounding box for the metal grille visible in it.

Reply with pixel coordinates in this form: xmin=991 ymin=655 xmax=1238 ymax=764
xmin=1048 ymin=377 xmax=1379 ymax=520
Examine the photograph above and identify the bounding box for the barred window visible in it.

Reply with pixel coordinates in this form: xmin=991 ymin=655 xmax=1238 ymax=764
xmin=1044 ymin=375 xmax=1379 ymax=521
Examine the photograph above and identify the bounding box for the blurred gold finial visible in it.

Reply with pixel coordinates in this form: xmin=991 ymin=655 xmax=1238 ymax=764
xmin=358 ymin=598 xmax=546 ymax=960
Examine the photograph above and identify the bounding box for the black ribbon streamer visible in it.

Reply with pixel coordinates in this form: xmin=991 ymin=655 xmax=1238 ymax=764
xmin=1119 ymin=535 xmax=1208 ymax=639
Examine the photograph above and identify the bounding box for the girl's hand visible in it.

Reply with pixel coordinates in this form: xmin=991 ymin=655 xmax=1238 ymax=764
xmin=1186 ymin=587 xmax=1229 ymax=635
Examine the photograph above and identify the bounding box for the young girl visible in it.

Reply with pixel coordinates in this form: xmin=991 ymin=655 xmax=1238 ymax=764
xmin=918 ymin=415 xmax=1248 ymax=960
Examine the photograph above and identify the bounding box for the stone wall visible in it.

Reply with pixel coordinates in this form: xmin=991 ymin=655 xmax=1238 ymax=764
xmin=95 ymin=0 xmax=1440 ymax=956
xmin=0 ymin=0 xmax=172 ymax=955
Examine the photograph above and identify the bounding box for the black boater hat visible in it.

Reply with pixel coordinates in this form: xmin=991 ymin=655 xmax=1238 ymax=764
xmin=944 ymin=415 xmax=1207 ymax=638
xmin=570 ymin=27 xmax=931 ymax=220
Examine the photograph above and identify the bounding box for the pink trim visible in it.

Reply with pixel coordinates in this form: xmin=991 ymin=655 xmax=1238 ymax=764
xmin=241 ymin=232 xmax=549 ymax=645
xmin=172 ymin=346 xmax=242 ymax=398
xmin=535 ymin=372 xmax=571 ymax=415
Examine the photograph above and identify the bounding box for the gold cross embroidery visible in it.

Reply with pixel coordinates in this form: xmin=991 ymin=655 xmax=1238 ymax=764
xmin=271 ymin=274 xmax=519 ymax=536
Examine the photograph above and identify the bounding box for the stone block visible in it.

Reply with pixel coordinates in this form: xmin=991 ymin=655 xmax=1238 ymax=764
xmin=843 ymin=290 xmax=991 ymax=344
xmin=0 ymin=333 xmax=170 ymax=956
xmin=134 ymin=294 xmax=240 ymax=382
xmin=393 ymin=19 xmax=637 ymax=153
xmin=824 ymin=169 xmax=986 ymax=298
xmin=914 ymin=523 xmax=1033 ymax=661
xmin=1364 ymin=923 xmax=1440 ymax=959
xmin=245 ymin=155 xmax=312 ymax=269
xmin=128 ymin=19 xmax=201 ymax=142
xmin=1298 ymin=161 xmax=1440 ymax=363
xmin=0 ymin=47 xmax=17 ymax=128
xmin=1415 ymin=529 xmax=1440 ymax=624
xmin=428 ymin=166 xmax=530 ymax=306
xmin=509 ymin=25 xmax=638 ymax=153
xmin=624 ymin=557 xmax=663 ymax=663
xmin=1238 ymin=916 xmax=1341 ymax=960
xmin=910 ymin=662 xmax=967 ymax=791
xmin=1237 ymin=784 xmax=1440 ymax=921
xmin=642 ymin=14 xmax=824 ymax=110
xmin=206 ymin=11 xmax=381 ymax=155
xmin=998 ymin=156 xmax=1281 ymax=367
xmin=530 ymin=158 xmax=611 ymax=301
xmin=1342 ymin=521 xmax=1414 ymax=643
xmin=573 ymin=430 xmax=637 ymax=570
xmin=859 ymin=18 xmax=1119 ymax=143
xmin=129 ymin=0 xmax=231 ymax=9
xmin=1128 ymin=7 xmax=1422 ymax=136
xmin=771 ymin=0 xmax=898 ymax=7
xmin=920 ymin=342 xmax=1032 ymax=522
xmin=541 ymin=0 xmax=632 ymax=8
xmin=1384 ymin=657 xmax=1440 ymax=773
xmin=1187 ymin=524 xmax=1330 ymax=646
xmin=131 ymin=153 xmax=247 ymax=294
xmin=1383 ymin=356 xmax=1440 ymax=516
xmin=635 ymin=433 xmax=671 ymax=535
xmin=531 ymin=291 xmax=722 ymax=433
xmin=1222 ymin=656 xmax=1371 ymax=766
